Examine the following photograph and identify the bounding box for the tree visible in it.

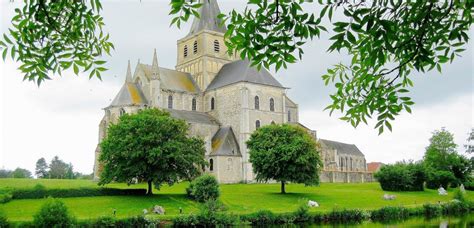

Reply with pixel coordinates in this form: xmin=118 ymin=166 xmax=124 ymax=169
xmin=423 ymin=128 xmax=473 ymax=188
xmin=247 ymin=124 xmax=322 ymax=193
xmin=465 ymin=128 xmax=474 ymax=153
xmin=1 ymin=1 xmax=472 ymax=133
xmin=374 ymin=161 xmax=425 ymax=191
xmin=0 ymin=169 xmax=12 ymax=178
xmin=49 ymin=156 xmax=69 ymax=179
xmin=99 ymin=108 xmax=207 ymax=195
xmin=35 ymin=157 xmax=49 ymax=178
xmin=11 ymin=167 xmax=32 ymax=178
xmin=65 ymin=163 xmax=75 ymax=179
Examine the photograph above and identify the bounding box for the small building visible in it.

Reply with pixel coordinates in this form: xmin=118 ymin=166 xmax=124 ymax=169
xmin=367 ymin=162 xmax=384 ymax=173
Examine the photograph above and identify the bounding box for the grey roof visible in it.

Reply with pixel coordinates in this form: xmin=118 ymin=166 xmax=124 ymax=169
xmin=206 ymin=60 xmax=285 ymax=91
xmin=210 ymin=126 xmax=241 ymax=156
xmin=319 ymin=139 xmax=365 ymax=157
xmin=137 ymin=64 xmax=201 ymax=93
xmin=187 ymin=0 xmax=226 ymax=37
xmin=285 ymin=96 xmax=297 ymax=108
xmin=168 ymin=109 xmax=219 ymax=125
xmin=109 ymin=83 xmax=148 ymax=107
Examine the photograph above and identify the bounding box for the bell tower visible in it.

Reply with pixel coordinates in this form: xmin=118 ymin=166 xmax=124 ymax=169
xmin=176 ymin=0 xmax=233 ymax=90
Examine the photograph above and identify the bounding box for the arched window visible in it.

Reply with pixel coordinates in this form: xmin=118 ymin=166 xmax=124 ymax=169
xmin=227 ymin=158 xmax=232 ymax=171
xmin=184 ymin=45 xmax=188 ymax=58
xmin=193 ymin=40 xmax=198 ymax=54
xmin=119 ymin=108 xmax=126 ymax=116
xmin=287 ymin=110 xmax=291 ymax=122
xmin=350 ymin=158 xmax=353 ymax=171
xmin=254 ymin=96 xmax=260 ymax=110
xmin=269 ymin=98 xmax=275 ymax=111
xmin=214 ymin=40 xmax=220 ymax=53
xmin=168 ymin=95 xmax=173 ymax=109
xmin=345 ymin=157 xmax=348 ymax=170
xmin=211 ymin=97 xmax=215 ymax=110
xmin=192 ymin=98 xmax=197 ymax=111
xmin=209 ymin=159 xmax=214 ymax=171
xmin=256 ymin=120 xmax=261 ymax=129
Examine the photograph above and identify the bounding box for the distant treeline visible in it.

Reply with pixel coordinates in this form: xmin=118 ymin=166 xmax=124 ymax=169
xmin=0 ymin=156 xmax=92 ymax=179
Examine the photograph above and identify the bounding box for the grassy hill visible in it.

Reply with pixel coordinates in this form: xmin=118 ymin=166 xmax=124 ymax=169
xmin=0 ymin=179 xmax=471 ymax=222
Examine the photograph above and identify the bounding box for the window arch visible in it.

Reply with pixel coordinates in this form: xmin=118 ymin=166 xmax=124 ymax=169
xmin=211 ymin=97 xmax=215 ymax=110
xmin=119 ymin=108 xmax=126 ymax=116
xmin=192 ymin=98 xmax=197 ymax=111
xmin=287 ymin=110 xmax=291 ymax=122
xmin=193 ymin=40 xmax=198 ymax=54
xmin=184 ymin=45 xmax=188 ymax=58
xmin=209 ymin=159 xmax=214 ymax=171
xmin=256 ymin=120 xmax=261 ymax=129
xmin=168 ymin=95 xmax=173 ymax=109
xmin=214 ymin=40 xmax=220 ymax=53
xmin=254 ymin=96 xmax=260 ymax=110
xmin=350 ymin=158 xmax=353 ymax=171
xmin=269 ymin=98 xmax=275 ymax=111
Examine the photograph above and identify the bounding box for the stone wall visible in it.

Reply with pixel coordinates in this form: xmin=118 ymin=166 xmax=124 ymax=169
xmin=319 ymin=170 xmax=374 ymax=183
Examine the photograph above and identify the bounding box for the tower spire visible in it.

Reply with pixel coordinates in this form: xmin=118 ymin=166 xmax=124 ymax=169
xmin=126 ymin=60 xmax=132 ymax=83
xmin=152 ymin=49 xmax=160 ymax=79
xmin=187 ymin=0 xmax=226 ymax=37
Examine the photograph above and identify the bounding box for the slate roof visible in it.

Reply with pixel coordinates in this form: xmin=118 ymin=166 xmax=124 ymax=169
xmin=137 ymin=64 xmax=200 ymax=93
xmin=187 ymin=0 xmax=226 ymax=37
xmin=319 ymin=139 xmax=365 ymax=157
xmin=206 ymin=60 xmax=285 ymax=91
xmin=210 ymin=126 xmax=241 ymax=156
xmin=167 ymin=109 xmax=219 ymax=125
xmin=109 ymin=83 xmax=148 ymax=107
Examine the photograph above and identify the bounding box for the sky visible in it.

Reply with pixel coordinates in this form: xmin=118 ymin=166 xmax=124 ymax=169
xmin=1 ymin=0 xmax=473 ymax=175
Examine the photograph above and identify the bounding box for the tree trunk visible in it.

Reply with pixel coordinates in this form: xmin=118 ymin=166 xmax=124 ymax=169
xmin=147 ymin=180 xmax=153 ymax=195
xmin=281 ymin=181 xmax=286 ymax=194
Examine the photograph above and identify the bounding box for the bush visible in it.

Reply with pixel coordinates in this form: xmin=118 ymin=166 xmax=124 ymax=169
xmin=441 ymin=201 xmax=470 ymax=215
xmin=33 ymin=198 xmax=76 ymax=227
xmin=453 ymin=189 xmax=466 ymax=202
xmin=0 ymin=211 xmax=9 ymax=228
xmin=426 ymin=170 xmax=456 ymax=189
xmin=91 ymin=216 xmax=116 ymax=227
xmin=423 ymin=203 xmax=442 ymax=218
xmin=243 ymin=210 xmax=276 ymax=225
xmin=172 ymin=200 xmax=238 ymax=227
xmin=11 ymin=187 xmax=146 ymax=200
xmin=292 ymin=204 xmax=311 ymax=223
xmin=0 ymin=192 xmax=12 ymax=204
xmin=186 ymin=175 xmax=220 ymax=202
xmin=325 ymin=209 xmax=366 ymax=224
xmin=370 ymin=206 xmax=410 ymax=222
xmin=464 ymin=180 xmax=474 ymax=190
xmin=375 ymin=162 xmax=425 ymax=191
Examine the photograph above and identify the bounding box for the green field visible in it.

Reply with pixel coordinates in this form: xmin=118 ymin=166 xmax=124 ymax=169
xmin=0 ymin=179 xmax=471 ymax=222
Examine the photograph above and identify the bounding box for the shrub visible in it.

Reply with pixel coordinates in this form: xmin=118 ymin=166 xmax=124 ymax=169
xmin=186 ymin=175 xmax=220 ymax=202
xmin=243 ymin=210 xmax=276 ymax=225
xmin=325 ymin=209 xmax=366 ymax=224
xmin=423 ymin=203 xmax=442 ymax=218
xmin=92 ymin=216 xmax=116 ymax=227
xmin=0 ymin=192 xmax=12 ymax=204
xmin=453 ymin=189 xmax=466 ymax=202
xmin=33 ymin=198 xmax=76 ymax=227
xmin=425 ymin=170 xmax=456 ymax=189
xmin=375 ymin=162 xmax=425 ymax=191
xmin=0 ymin=211 xmax=9 ymax=228
xmin=464 ymin=180 xmax=474 ymax=190
xmin=11 ymin=187 xmax=146 ymax=200
xmin=292 ymin=204 xmax=311 ymax=223
xmin=115 ymin=216 xmax=153 ymax=227
xmin=370 ymin=206 xmax=410 ymax=222
xmin=441 ymin=201 xmax=470 ymax=215
xmin=172 ymin=200 xmax=237 ymax=227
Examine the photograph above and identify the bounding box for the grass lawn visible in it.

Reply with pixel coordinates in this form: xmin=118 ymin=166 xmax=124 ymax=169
xmin=0 ymin=179 xmax=472 ymax=222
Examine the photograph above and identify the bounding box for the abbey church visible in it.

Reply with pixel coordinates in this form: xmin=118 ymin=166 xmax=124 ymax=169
xmin=93 ymin=0 xmax=373 ymax=183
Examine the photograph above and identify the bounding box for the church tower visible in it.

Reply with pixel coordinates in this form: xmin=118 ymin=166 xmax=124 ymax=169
xmin=175 ymin=0 xmax=233 ymax=90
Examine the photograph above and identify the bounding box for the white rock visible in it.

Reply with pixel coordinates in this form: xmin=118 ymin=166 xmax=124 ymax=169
xmin=153 ymin=205 xmax=165 ymax=215
xmin=460 ymin=184 xmax=466 ymax=193
xmin=143 ymin=209 xmax=148 ymax=214
xmin=308 ymin=200 xmax=319 ymax=207
xmin=383 ymin=194 xmax=396 ymax=200
xmin=438 ymin=187 xmax=448 ymax=195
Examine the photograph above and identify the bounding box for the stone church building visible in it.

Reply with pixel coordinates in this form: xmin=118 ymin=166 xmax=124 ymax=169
xmin=93 ymin=0 xmax=372 ymax=183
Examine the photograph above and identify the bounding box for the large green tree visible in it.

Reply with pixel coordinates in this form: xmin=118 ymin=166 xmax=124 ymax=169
xmin=424 ymin=128 xmax=472 ymax=188
xmin=1 ymin=0 xmax=472 ymax=133
xmin=247 ymin=124 xmax=322 ymax=193
xmin=99 ymin=108 xmax=207 ymax=195
xmin=49 ymin=156 xmax=69 ymax=179
xmin=35 ymin=157 xmax=49 ymax=178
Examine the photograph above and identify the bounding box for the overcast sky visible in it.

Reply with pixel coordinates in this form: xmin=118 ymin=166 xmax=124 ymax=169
xmin=1 ymin=0 xmax=473 ymax=174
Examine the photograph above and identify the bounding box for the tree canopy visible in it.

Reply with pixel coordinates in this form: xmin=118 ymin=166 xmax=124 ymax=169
xmin=423 ymin=128 xmax=472 ymax=188
xmin=35 ymin=157 xmax=48 ymax=178
xmin=247 ymin=124 xmax=322 ymax=193
xmin=99 ymin=108 xmax=207 ymax=195
xmin=1 ymin=0 xmax=472 ymax=133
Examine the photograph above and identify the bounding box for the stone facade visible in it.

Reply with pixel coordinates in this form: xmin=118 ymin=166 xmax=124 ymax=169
xmin=93 ymin=0 xmax=373 ymax=183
